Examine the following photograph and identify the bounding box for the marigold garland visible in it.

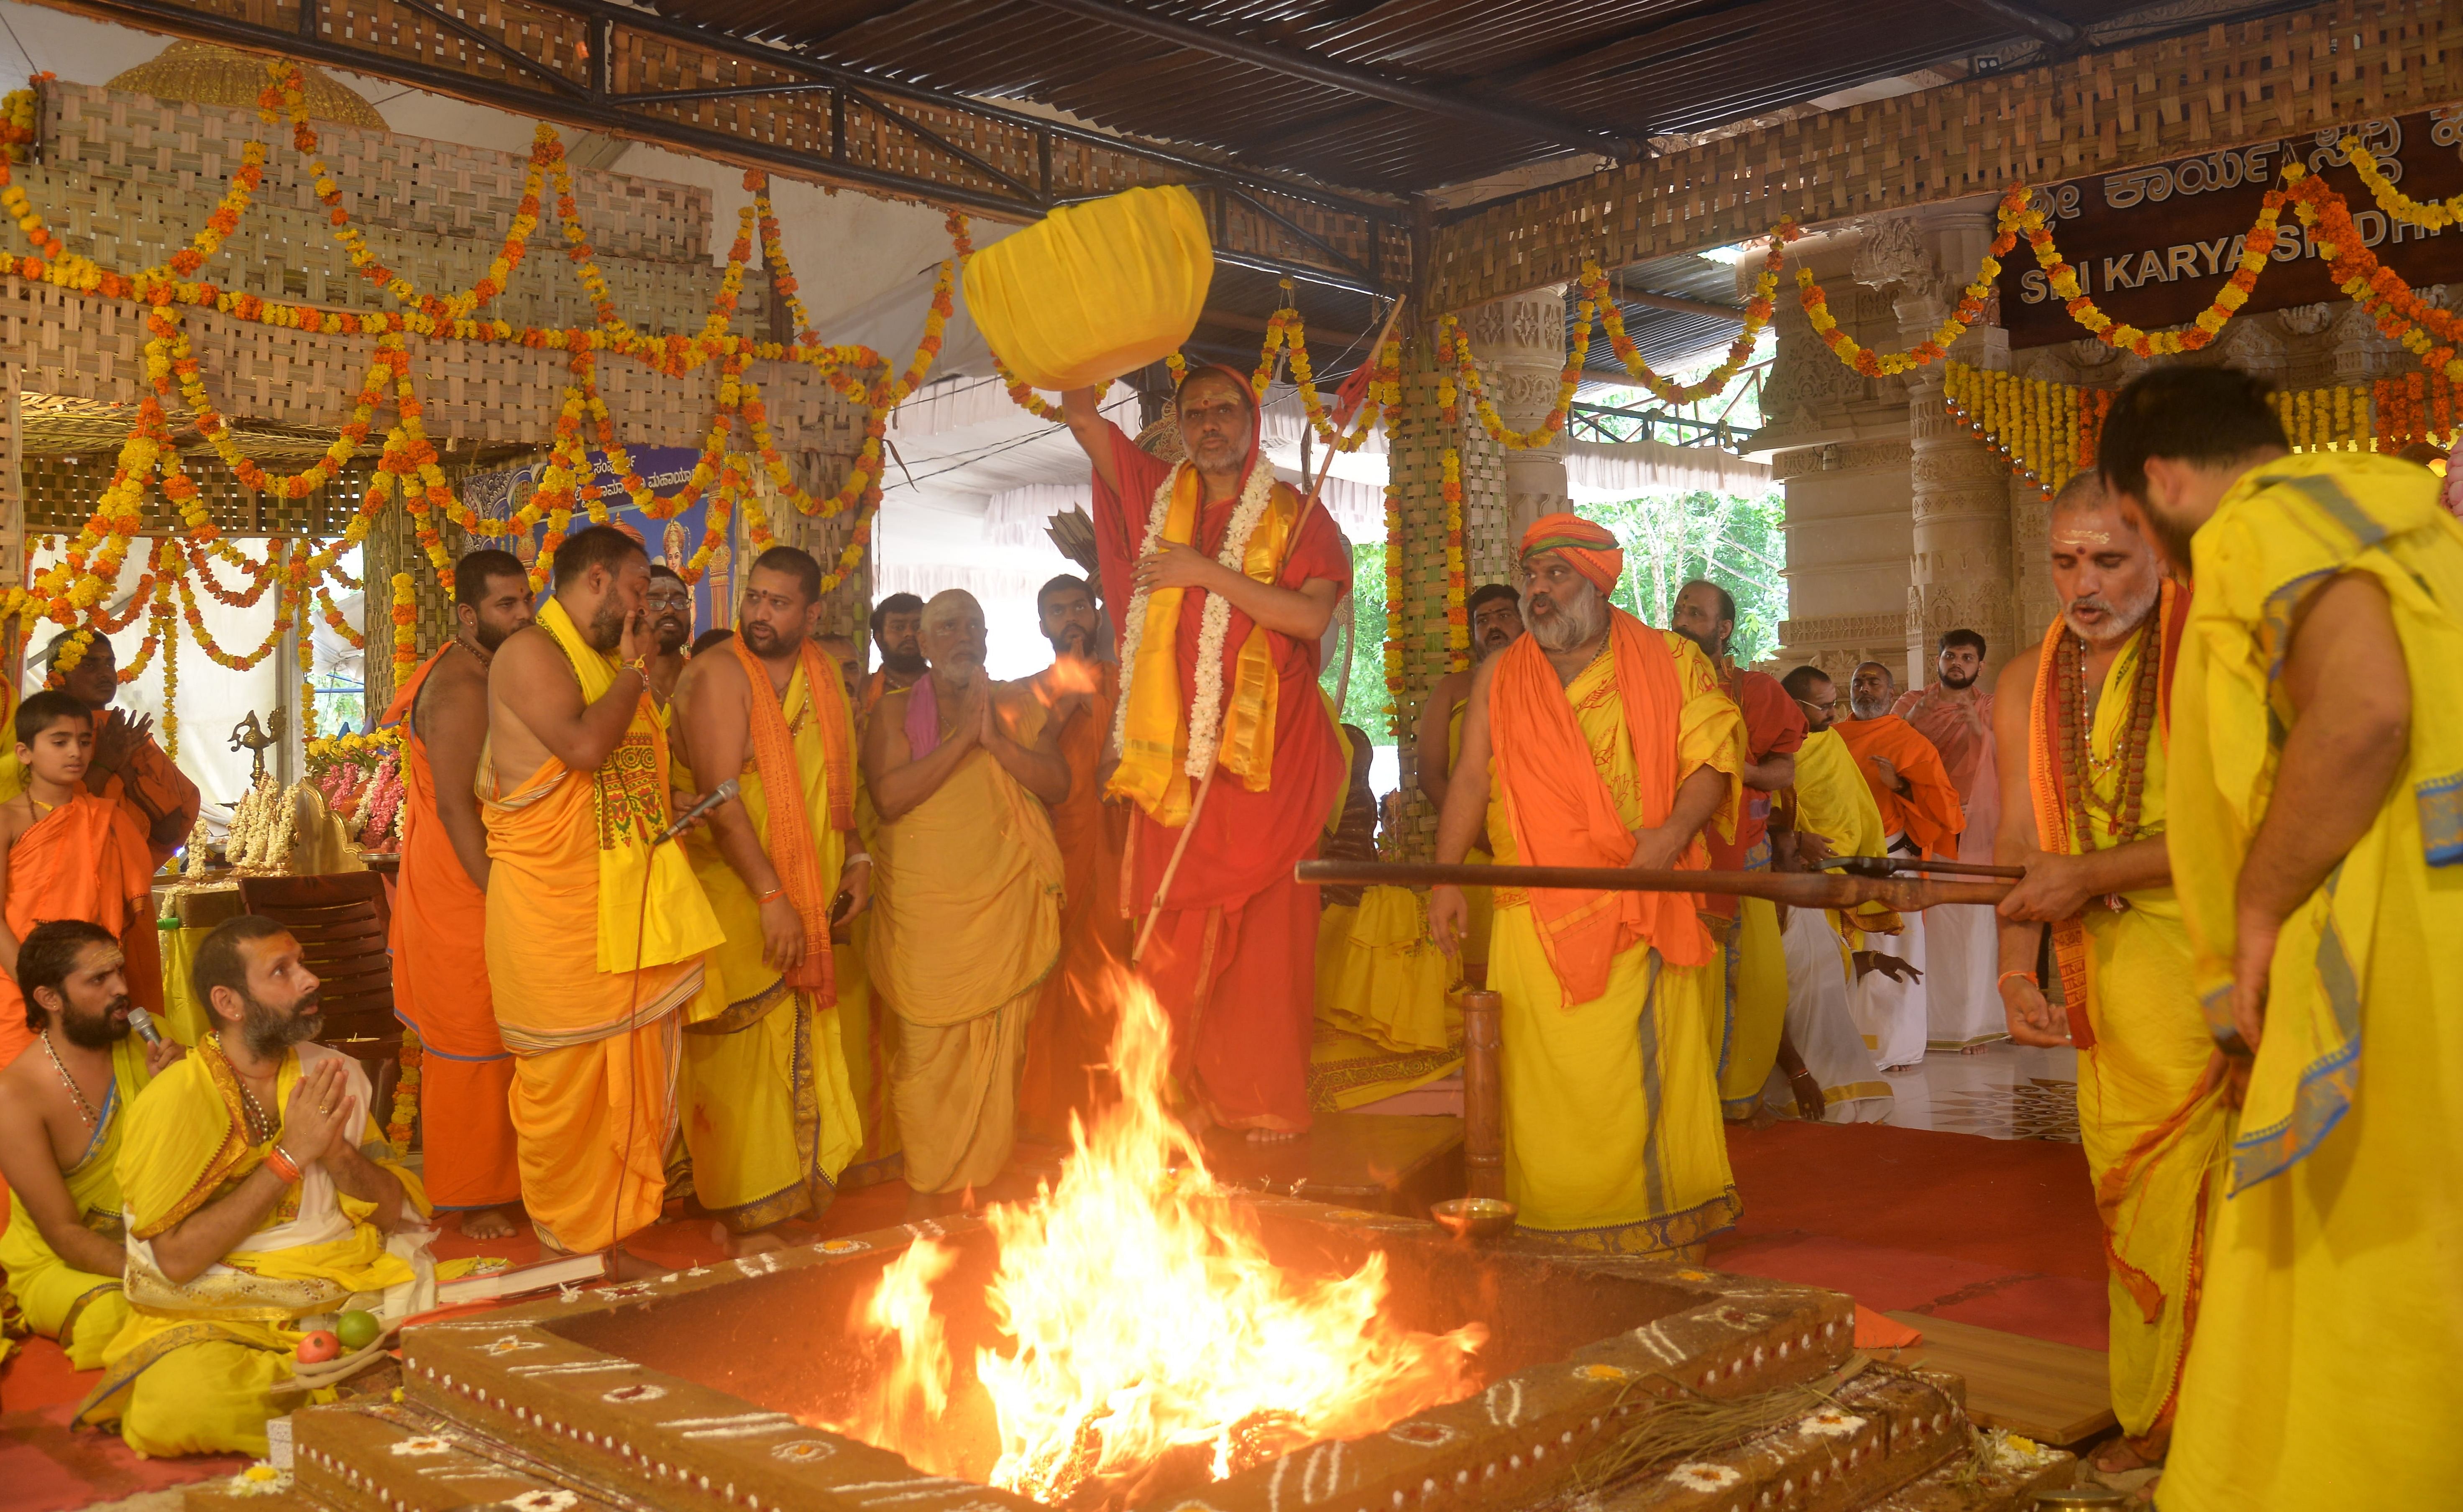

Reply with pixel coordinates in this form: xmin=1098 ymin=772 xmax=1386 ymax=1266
xmin=1798 ymin=189 xmax=2019 ymax=374
xmin=390 ymin=572 xmax=418 ymax=688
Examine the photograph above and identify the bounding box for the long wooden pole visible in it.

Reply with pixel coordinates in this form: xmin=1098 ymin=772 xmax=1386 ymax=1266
xmin=1294 ymin=858 xmax=2011 ymax=912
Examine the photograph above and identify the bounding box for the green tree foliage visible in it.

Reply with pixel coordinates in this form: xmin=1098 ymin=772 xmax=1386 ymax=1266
xmin=1322 ymin=539 xmax=1393 ymax=742
xmin=1581 ymin=489 xmax=1788 ymax=665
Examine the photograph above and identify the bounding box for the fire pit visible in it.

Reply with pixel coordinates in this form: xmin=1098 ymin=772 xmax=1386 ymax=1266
xmin=390 ymin=1202 xmax=1854 ymax=1512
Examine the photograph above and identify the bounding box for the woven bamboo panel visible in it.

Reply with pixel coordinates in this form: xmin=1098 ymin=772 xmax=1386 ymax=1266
xmin=86 ymin=0 xmax=1400 ymax=284
xmin=1 ymin=367 xmax=22 ymax=593
xmin=19 ymin=450 xmax=377 ymax=532
xmin=1432 ymin=0 xmax=2463 ymax=310
xmin=361 ymin=495 xmax=458 ymax=716
xmin=3 ymin=276 xmax=868 ymax=448
xmin=45 ymin=82 xmax=711 ymax=261
xmin=14 ymin=159 xmax=735 ymax=336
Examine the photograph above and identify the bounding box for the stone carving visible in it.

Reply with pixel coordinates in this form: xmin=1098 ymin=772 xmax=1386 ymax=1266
xmin=1769 ymin=439 xmax=1911 ymax=479
xmin=1852 ymin=213 xmax=1938 ymax=297
xmin=1780 ymin=613 xmax=1907 ymax=645
xmin=1761 ymin=331 xmax=1875 ymax=428
xmin=2279 ymin=302 xmax=2335 ymax=336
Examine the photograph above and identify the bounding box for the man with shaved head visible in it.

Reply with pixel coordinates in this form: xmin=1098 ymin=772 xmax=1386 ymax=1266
xmin=1989 ymin=473 xmax=2220 ymax=1479
xmin=862 ymin=590 xmax=1067 ymax=1214
xmin=1427 ymin=514 xmax=1745 ymax=1256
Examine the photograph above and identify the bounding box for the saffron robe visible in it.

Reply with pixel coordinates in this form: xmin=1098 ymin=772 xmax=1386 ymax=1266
xmin=1834 ymin=714 xmax=1964 ymax=859
xmin=1445 ymin=698 xmax=1497 ymax=972
xmin=1767 ymin=727 xmax=1895 ymax=1121
xmin=2031 ymin=619 xmax=2223 ymax=1446
xmin=2160 ymin=455 xmax=2463 ymax=1511
xmin=75 ymin=1038 xmax=434 ymax=1458
xmin=871 ymin=687 xmax=1064 ymax=1194
xmin=1092 ymin=423 xmax=1350 ymax=1133
xmin=383 ymin=649 xmax=519 ymax=1213
xmin=675 ymin=658 xmax=864 ymax=1232
xmin=1708 ymin=668 xmax=1806 ymax=1117
xmin=0 ymin=1034 xmax=149 ymax=1367
xmin=0 ymin=790 xmax=156 ymax=1069
xmin=481 ymin=602 xmax=724 ymax=1253
xmin=1021 ymin=659 xmax=1130 ymax=1140
xmin=1893 ymin=686 xmax=2005 ymax=1051
xmin=1484 ymin=619 xmax=1744 ymax=1253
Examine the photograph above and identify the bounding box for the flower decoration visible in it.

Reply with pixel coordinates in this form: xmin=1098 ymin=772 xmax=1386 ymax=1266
xmin=1795 ymin=1408 xmax=1866 ymax=1439
xmin=1667 ymin=1462 xmax=1742 ymax=1492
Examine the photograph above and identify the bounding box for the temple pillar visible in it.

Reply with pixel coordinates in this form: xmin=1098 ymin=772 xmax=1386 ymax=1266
xmin=1463 ymin=287 xmax=1570 ymax=547
xmin=1853 ymin=207 xmax=2017 ymax=679
xmin=362 ymin=499 xmax=456 ymax=722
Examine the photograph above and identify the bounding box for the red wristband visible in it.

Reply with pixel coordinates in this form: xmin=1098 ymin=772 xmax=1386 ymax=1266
xmin=264 ymin=1144 xmax=302 ymax=1184
xmin=1997 ymin=969 xmax=2038 ymax=992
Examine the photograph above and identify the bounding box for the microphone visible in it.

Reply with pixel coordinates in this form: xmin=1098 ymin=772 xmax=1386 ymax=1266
xmin=655 ymin=778 xmax=739 ymax=845
xmin=126 ymin=1005 xmax=164 ymax=1047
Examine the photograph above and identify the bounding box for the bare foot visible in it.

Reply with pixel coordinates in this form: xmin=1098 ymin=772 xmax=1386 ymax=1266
xmin=903 ymin=1187 xmax=957 ymax=1221
xmin=711 ymin=1223 xmax=790 ymax=1257
xmin=458 ymin=1206 xmax=521 ymax=1241
xmin=1245 ymin=1127 xmax=1303 ymax=1144
xmin=606 ymin=1244 xmax=666 ymax=1282
xmin=2090 ymin=1438 xmax=2163 ymax=1475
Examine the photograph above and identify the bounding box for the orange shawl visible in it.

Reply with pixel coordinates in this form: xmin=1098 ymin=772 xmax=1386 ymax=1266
xmin=1491 ymin=608 xmax=1712 ymax=1004
xmin=734 ymin=634 xmax=856 ymax=994
xmin=2026 ymin=582 xmax=2190 ymax=1051
xmin=1834 ymin=715 xmax=1963 ymax=859
xmin=0 ymin=791 xmax=153 ymax=1064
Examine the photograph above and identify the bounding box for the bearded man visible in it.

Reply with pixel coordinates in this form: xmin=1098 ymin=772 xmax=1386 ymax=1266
xmin=482 ymin=526 xmax=723 ymax=1258
xmin=1671 ymin=578 xmax=1806 ymax=1118
xmin=0 ymin=921 xmax=182 ymax=1369
xmin=2098 ymin=365 xmax=2463 ymax=1509
xmin=1410 ymin=581 xmax=1524 ymax=981
xmin=76 ymin=917 xmax=432 ymax=1458
xmin=1892 ymin=630 xmax=2005 ymax=1052
xmin=671 ymin=547 xmax=867 ymax=1246
xmin=385 ymin=549 xmax=530 ymax=1241
xmin=1765 ymin=668 xmax=1894 ymax=1123
xmin=1427 ymin=515 xmax=1744 ymax=1256
xmin=1988 ymin=474 xmax=2220 ymax=1479
xmin=1834 ymin=660 xmax=1962 ymax=1068
xmin=1020 ymin=573 xmax=1129 ymax=1138
xmin=864 ymin=591 xmax=1066 ymax=1212
xmin=861 ymin=593 xmax=926 ymax=717
xmin=1063 ymin=366 xmax=1350 ymax=1141
xmin=644 ymin=564 xmax=695 ymax=711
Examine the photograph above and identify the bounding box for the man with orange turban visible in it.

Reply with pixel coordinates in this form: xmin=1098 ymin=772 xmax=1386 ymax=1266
xmin=1428 ymin=515 xmax=1746 ymax=1256
xmin=1062 ymin=366 xmax=1350 ymax=1142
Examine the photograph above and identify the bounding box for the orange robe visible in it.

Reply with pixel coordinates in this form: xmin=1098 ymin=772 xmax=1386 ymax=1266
xmin=0 ymin=792 xmax=153 ymax=1069
xmin=92 ymin=713 xmax=200 ymax=870
xmin=384 ymin=650 xmax=520 ymax=1213
xmin=1834 ymin=714 xmax=1963 ymax=859
xmin=1021 ymin=660 xmax=1129 ymax=1138
xmin=1094 ymin=425 xmax=1351 ymax=1134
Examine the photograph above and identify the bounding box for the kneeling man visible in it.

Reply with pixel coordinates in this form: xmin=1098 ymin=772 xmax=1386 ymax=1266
xmin=0 ymin=921 xmax=183 ymax=1368
xmin=75 ymin=916 xmax=434 ymax=1458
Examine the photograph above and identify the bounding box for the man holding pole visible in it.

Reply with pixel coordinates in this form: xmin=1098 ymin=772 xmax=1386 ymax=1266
xmin=1061 ymin=366 xmax=1349 ymax=1142
xmin=1427 ymin=515 xmax=1745 ymax=1256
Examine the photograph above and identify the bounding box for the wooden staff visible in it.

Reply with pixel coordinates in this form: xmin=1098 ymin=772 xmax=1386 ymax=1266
xmin=1821 ymin=855 xmax=2029 ymax=880
xmin=1128 ymin=299 xmax=1412 ymax=965
xmin=1294 ymin=858 xmax=2011 ymax=912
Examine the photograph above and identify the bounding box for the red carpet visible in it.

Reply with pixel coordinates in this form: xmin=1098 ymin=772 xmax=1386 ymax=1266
xmin=1710 ymin=1120 xmax=2109 ymax=1350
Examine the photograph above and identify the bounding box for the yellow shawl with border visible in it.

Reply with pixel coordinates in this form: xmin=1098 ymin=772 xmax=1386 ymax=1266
xmin=1110 ymin=464 xmax=1301 ymax=826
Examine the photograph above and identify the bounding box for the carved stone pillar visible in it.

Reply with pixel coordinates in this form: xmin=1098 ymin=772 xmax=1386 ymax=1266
xmin=1855 ymin=208 xmax=2017 ymax=678
xmin=1464 ymin=286 xmax=1570 ymax=546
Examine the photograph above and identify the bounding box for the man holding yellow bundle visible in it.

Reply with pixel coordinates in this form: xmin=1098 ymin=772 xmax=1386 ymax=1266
xmin=1062 ymin=367 xmax=1350 ymax=1142
xmin=2095 ymin=366 xmax=2463 ymax=1509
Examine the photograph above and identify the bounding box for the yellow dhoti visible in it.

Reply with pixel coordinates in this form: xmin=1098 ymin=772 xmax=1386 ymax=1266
xmin=676 ymin=658 xmax=863 ymax=1231
xmin=483 ymin=598 xmax=724 ymax=1254
xmin=1483 ymin=627 xmax=1743 ymax=1255
xmin=871 ymin=691 xmax=1063 ymax=1196
xmin=75 ymin=1039 xmax=434 ymax=1457
xmin=1713 ymin=842 xmax=1788 ymax=1119
xmin=2159 ymin=456 xmax=2463 ymax=1509
xmin=0 ymin=1036 xmax=149 ymax=1368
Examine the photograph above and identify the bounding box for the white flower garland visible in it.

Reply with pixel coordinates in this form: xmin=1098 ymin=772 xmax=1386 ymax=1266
xmin=1109 ymin=461 xmax=1280 ymax=780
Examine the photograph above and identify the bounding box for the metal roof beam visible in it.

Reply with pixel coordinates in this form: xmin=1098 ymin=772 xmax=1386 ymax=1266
xmin=1016 ymin=0 xmax=1641 ymax=163
xmin=1945 ymin=0 xmax=2082 ymax=49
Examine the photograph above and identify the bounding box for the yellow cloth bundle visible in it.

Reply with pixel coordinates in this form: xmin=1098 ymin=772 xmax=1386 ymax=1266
xmin=965 ymin=184 xmax=1213 ymax=391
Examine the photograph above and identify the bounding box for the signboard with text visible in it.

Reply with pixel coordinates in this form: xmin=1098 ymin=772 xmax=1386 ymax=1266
xmin=460 ymin=446 xmax=735 ymax=635
xmin=1999 ymin=111 xmax=2463 ymax=349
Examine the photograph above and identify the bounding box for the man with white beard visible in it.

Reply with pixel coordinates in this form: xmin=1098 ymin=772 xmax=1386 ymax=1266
xmin=1428 ymin=515 xmax=1744 ymax=1256
xmin=1990 ymin=475 xmax=2221 ymax=1481
xmin=1893 ymin=631 xmax=2005 ymax=1052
